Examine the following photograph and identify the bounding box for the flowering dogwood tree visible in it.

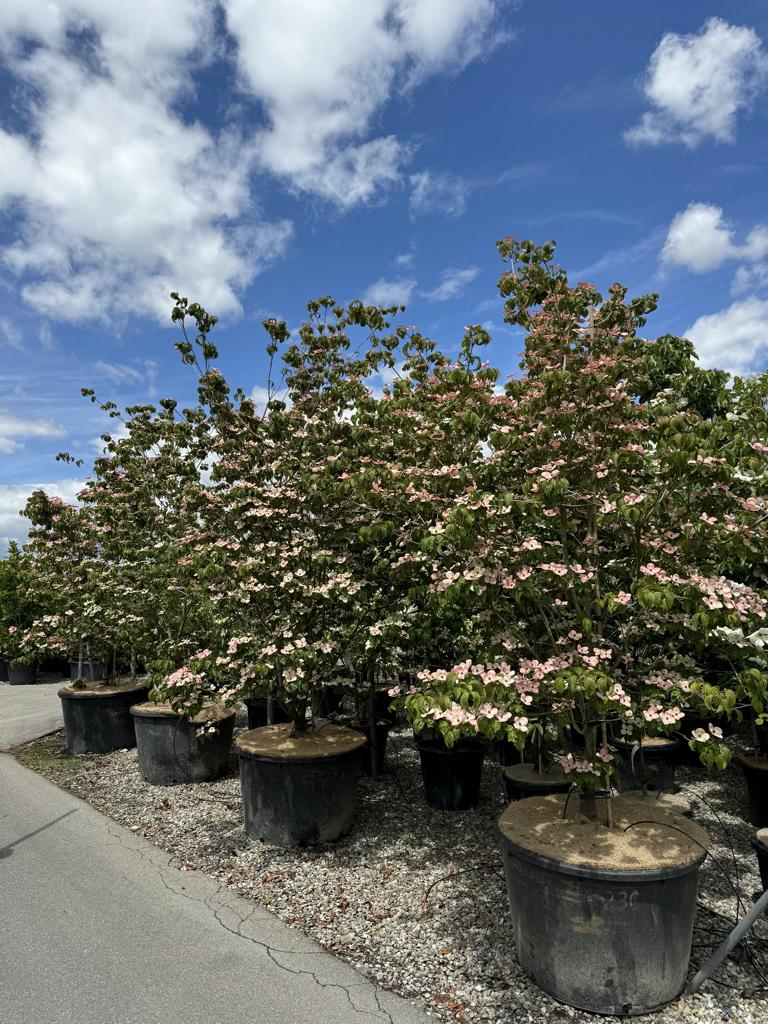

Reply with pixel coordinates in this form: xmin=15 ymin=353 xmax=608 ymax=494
xmin=0 ymin=542 xmax=44 ymax=665
xmin=390 ymin=239 xmax=768 ymax=815
xmin=163 ymin=295 xmax=425 ymax=729
xmin=20 ymin=392 xmax=215 ymax=686
xmin=21 ymin=491 xmax=111 ymax=676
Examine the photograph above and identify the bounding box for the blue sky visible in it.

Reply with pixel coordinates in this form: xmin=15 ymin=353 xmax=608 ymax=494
xmin=1 ymin=2 xmax=768 ymax=544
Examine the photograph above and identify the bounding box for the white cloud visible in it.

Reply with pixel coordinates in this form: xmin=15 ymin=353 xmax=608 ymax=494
xmin=90 ymin=421 xmax=130 ymax=454
xmin=362 ymin=277 xmax=417 ymax=307
xmin=732 ymin=263 xmax=768 ymax=296
xmin=626 ymin=18 xmax=768 ymax=147
xmin=250 ymin=384 xmax=292 ymax=414
xmin=686 ymin=297 xmax=768 ymax=375
xmin=0 ymin=3 xmax=292 ymax=323
xmin=0 ymin=478 xmax=84 ymax=549
xmin=0 ymin=322 xmax=24 ymax=351
xmin=289 ymin=137 xmax=408 ymax=208
xmin=38 ymin=324 xmax=56 ymax=350
xmin=93 ymin=361 xmax=145 ymax=385
xmin=662 ymin=202 xmax=768 ymax=274
xmin=662 ymin=203 xmax=737 ymax=272
xmin=224 ymin=0 xmax=503 ymax=202
xmin=0 ymin=2 xmax=506 ymax=324
xmin=409 ymin=170 xmax=469 ymax=217
xmin=0 ymin=412 xmax=64 ymax=455
xmin=422 ymin=266 xmax=480 ymax=301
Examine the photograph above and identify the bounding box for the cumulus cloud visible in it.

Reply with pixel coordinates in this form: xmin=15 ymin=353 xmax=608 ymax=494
xmin=686 ymin=297 xmax=768 ymax=375
xmin=362 ymin=278 xmax=417 ymax=307
xmin=0 ymin=2 xmax=292 ymax=323
xmin=422 ymin=266 xmax=480 ymax=301
xmin=224 ymin=0 xmax=503 ymax=203
xmin=0 ymin=2 xmax=507 ymax=323
xmin=662 ymin=202 xmax=768 ymax=275
xmin=0 ymin=478 xmax=83 ymax=549
xmin=626 ymin=18 xmax=768 ymax=147
xmin=0 ymin=412 xmax=64 ymax=455
xmin=409 ymin=170 xmax=469 ymax=218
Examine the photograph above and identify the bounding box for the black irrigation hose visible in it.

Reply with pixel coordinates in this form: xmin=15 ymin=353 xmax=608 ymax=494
xmin=675 ymin=785 xmax=746 ymax=923
xmin=672 ymin=787 xmax=768 ymax=990
xmin=424 ymin=863 xmax=505 ymax=904
xmin=622 ymin=818 xmax=768 ymax=990
xmin=624 ymin=820 xmax=745 ymax=913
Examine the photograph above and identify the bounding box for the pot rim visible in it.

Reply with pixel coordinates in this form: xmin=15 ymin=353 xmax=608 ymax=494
xmin=497 ymin=823 xmax=707 ymax=881
xmin=416 ymin=737 xmax=485 ymax=755
xmin=130 ymin=703 xmax=235 ymax=723
xmin=58 ymin=682 xmax=149 ymax=700
xmin=236 ymin=744 xmax=365 ymax=766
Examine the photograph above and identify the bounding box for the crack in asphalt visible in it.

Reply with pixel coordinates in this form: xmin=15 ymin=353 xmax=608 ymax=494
xmin=155 ymin=863 xmax=397 ymax=1024
xmin=101 ymin=816 xmax=397 ymax=1024
xmin=54 ymin=786 xmax=409 ymax=1023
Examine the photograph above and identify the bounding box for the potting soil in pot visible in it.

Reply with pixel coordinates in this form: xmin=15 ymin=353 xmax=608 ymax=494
xmin=498 ymin=793 xmax=710 ymax=1015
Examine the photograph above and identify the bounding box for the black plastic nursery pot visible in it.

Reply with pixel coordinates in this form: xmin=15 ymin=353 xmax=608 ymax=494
xmin=131 ymin=703 xmax=236 ymax=786
xmin=8 ymin=662 xmax=36 ymax=685
xmin=243 ymin=696 xmax=290 ymax=729
xmin=235 ymin=723 xmax=367 ymax=846
xmin=754 ymin=830 xmax=768 ymax=893
xmin=614 ymin=737 xmax=680 ymax=794
xmin=417 ymin=738 xmax=485 ymax=811
xmin=314 ymin=684 xmax=344 ymax=718
xmin=502 ymin=763 xmax=571 ymax=802
xmin=338 ymin=718 xmax=390 ymax=776
xmin=58 ymin=680 xmax=149 ymax=754
xmin=372 ymin=685 xmax=397 ymax=724
xmin=40 ymin=656 xmax=69 ymax=676
xmin=737 ymin=755 xmax=768 ymax=828
xmin=497 ymin=794 xmax=710 ymax=1016
xmin=488 ymin=738 xmax=524 ymax=767
xmin=69 ymin=660 xmax=106 ymax=682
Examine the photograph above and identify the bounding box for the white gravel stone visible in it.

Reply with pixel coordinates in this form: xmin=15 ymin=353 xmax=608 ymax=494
xmin=33 ymin=715 xmax=768 ymax=1024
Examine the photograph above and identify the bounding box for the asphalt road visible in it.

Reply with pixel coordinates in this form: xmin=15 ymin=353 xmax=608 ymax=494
xmin=0 ymin=681 xmax=64 ymax=750
xmin=0 ymin=754 xmax=429 ymax=1024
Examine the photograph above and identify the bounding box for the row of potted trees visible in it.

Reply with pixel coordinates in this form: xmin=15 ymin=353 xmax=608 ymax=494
xmin=5 ymin=235 xmax=768 ymax=1015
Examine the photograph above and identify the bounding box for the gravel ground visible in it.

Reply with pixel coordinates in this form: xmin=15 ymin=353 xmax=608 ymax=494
xmin=13 ymin=713 xmax=768 ymax=1024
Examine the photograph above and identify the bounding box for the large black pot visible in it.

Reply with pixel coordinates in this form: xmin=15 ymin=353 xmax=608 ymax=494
xmin=58 ymin=681 xmax=149 ymax=754
xmin=614 ymin=737 xmax=679 ymax=794
xmin=417 ymin=738 xmax=485 ymax=811
xmin=314 ymin=685 xmax=344 ymax=719
xmin=243 ymin=696 xmax=290 ymax=729
xmin=756 ymin=722 xmax=768 ymax=759
xmin=236 ymin=723 xmax=366 ymax=846
xmin=738 ymin=755 xmax=768 ymax=827
xmin=488 ymin=738 xmax=524 ymax=766
xmin=69 ymin=660 xmax=106 ymax=682
xmin=502 ymin=763 xmax=571 ymax=802
xmin=40 ymin=657 xmax=69 ymax=676
xmin=498 ymin=799 xmax=708 ymax=1015
xmin=8 ymin=663 xmax=36 ymax=685
xmin=0 ymin=658 xmax=8 ymax=682
xmin=754 ymin=830 xmax=768 ymax=892
xmin=339 ymin=718 xmax=390 ymax=776
xmin=132 ymin=704 xmax=236 ymax=785
xmin=371 ymin=686 xmax=397 ymax=724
